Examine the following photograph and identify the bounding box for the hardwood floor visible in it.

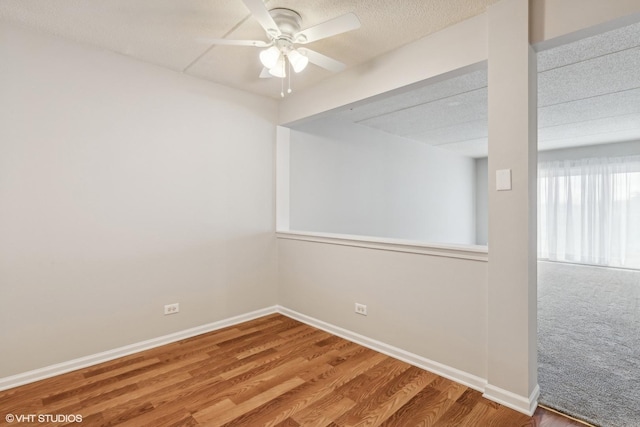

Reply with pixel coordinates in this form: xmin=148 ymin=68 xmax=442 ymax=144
xmin=0 ymin=314 xmax=586 ymax=426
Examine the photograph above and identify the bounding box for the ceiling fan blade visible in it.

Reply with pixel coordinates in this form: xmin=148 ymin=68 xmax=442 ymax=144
xmin=199 ymin=38 xmax=269 ymax=47
xmin=297 ymin=48 xmax=346 ymax=73
xmin=294 ymin=13 xmax=360 ymax=44
xmin=259 ymin=67 xmax=273 ymax=78
xmin=241 ymin=0 xmax=281 ymax=36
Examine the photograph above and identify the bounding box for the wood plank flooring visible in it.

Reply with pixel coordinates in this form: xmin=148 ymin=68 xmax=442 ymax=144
xmin=0 ymin=314 xmax=586 ymax=426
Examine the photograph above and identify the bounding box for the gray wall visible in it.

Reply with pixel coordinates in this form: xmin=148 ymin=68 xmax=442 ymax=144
xmin=0 ymin=23 xmax=278 ymax=377
xmin=289 ymin=119 xmax=477 ymax=245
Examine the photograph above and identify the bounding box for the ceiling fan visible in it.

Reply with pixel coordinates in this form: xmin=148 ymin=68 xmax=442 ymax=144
xmin=204 ymin=0 xmax=361 ymax=83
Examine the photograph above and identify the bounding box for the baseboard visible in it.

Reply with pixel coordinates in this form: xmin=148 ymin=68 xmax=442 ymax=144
xmin=483 ymin=383 xmax=540 ymax=416
xmin=276 ymin=305 xmax=488 ymax=393
xmin=0 ymin=306 xmax=278 ymax=392
xmin=277 ymin=306 xmax=540 ymax=416
xmin=1 ymin=304 xmax=539 ymax=418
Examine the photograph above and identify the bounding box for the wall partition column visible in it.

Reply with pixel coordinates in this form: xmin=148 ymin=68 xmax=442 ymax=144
xmin=485 ymin=0 xmax=539 ymax=414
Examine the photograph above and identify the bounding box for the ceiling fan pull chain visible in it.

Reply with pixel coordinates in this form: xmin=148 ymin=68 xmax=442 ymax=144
xmin=280 ymin=75 xmax=284 ymax=98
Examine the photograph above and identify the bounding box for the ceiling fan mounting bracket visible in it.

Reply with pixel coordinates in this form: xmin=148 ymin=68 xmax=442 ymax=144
xmin=268 ymin=8 xmax=302 ymax=41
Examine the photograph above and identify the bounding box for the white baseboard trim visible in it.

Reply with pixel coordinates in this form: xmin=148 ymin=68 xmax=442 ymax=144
xmin=276 ymin=305 xmax=488 ymax=393
xmin=277 ymin=306 xmax=541 ymax=416
xmin=483 ymin=383 xmax=540 ymax=416
xmin=1 ymin=305 xmax=539 ymax=417
xmin=0 ymin=306 xmax=278 ymax=392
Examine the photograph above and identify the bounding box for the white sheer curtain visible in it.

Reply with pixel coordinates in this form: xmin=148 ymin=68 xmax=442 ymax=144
xmin=538 ymin=155 xmax=640 ymax=269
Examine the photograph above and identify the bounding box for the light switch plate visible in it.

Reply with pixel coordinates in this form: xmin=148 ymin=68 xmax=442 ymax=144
xmin=496 ymin=169 xmax=512 ymax=191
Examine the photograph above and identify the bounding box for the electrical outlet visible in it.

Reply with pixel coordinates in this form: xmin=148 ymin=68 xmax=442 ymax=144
xmin=355 ymin=303 xmax=367 ymax=316
xmin=164 ymin=303 xmax=179 ymax=315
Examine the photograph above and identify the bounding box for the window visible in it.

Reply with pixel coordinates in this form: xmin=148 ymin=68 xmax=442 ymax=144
xmin=538 ymin=155 xmax=640 ymax=269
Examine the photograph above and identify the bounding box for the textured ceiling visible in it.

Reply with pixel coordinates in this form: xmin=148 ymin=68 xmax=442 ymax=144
xmin=0 ymin=0 xmax=500 ymax=99
xmin=301 ymin=21 xmax=640 ymax=157
xmin=3 ymin=1 xmax=638 ymax=156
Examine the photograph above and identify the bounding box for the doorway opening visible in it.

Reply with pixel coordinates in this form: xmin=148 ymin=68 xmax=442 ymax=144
xmin=536 ymin=19 xmax=640 ymax=427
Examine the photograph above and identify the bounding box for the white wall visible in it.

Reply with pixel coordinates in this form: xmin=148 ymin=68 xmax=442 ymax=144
xmin=278 ymin=15 xmax=488 ymax=125
xmin=278 ymin=239 xmax=488 ymax=379
xmin=531 ymin=0 xmax=640 ymax=46
xmin=539 ymin=140 xmax=640 ymax=161
xmin=486 ymin=0 xmax=538 ymax=403
xmin=289 ymin=119 xmax=476 ymax=245
xmin=475 ymin=157 xmax=489 ymax=245
xmin=0 ymin=22 xmax=278 ymax=377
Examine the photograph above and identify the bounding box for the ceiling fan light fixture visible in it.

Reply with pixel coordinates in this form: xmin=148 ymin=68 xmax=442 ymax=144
xmin=288 ymin=49 xmax=309 ymax=73
xmin=204 ymin=3 xmax=359 ymax=96
xmin=268 ymin=56 xmax=287 ymax=78
xmin=259 ymin=46 xmax=281 ymax=69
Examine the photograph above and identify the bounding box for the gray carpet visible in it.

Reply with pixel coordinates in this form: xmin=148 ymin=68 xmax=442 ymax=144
xmin=538 ymin=261 xmax=640 ymax=427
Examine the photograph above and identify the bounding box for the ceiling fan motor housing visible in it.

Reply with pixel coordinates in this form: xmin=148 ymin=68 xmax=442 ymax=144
xmin=269 ymin=8 xmax=305 ymax=44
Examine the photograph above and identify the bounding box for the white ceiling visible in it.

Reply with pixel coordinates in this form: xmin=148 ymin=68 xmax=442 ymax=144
xmin=2 ymin=2 xmax=638 ymax=157
xmin=0 ymin=0 xmax=499 ymax=99
xmin=308 ymin=21 xmax=640 ymax=157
